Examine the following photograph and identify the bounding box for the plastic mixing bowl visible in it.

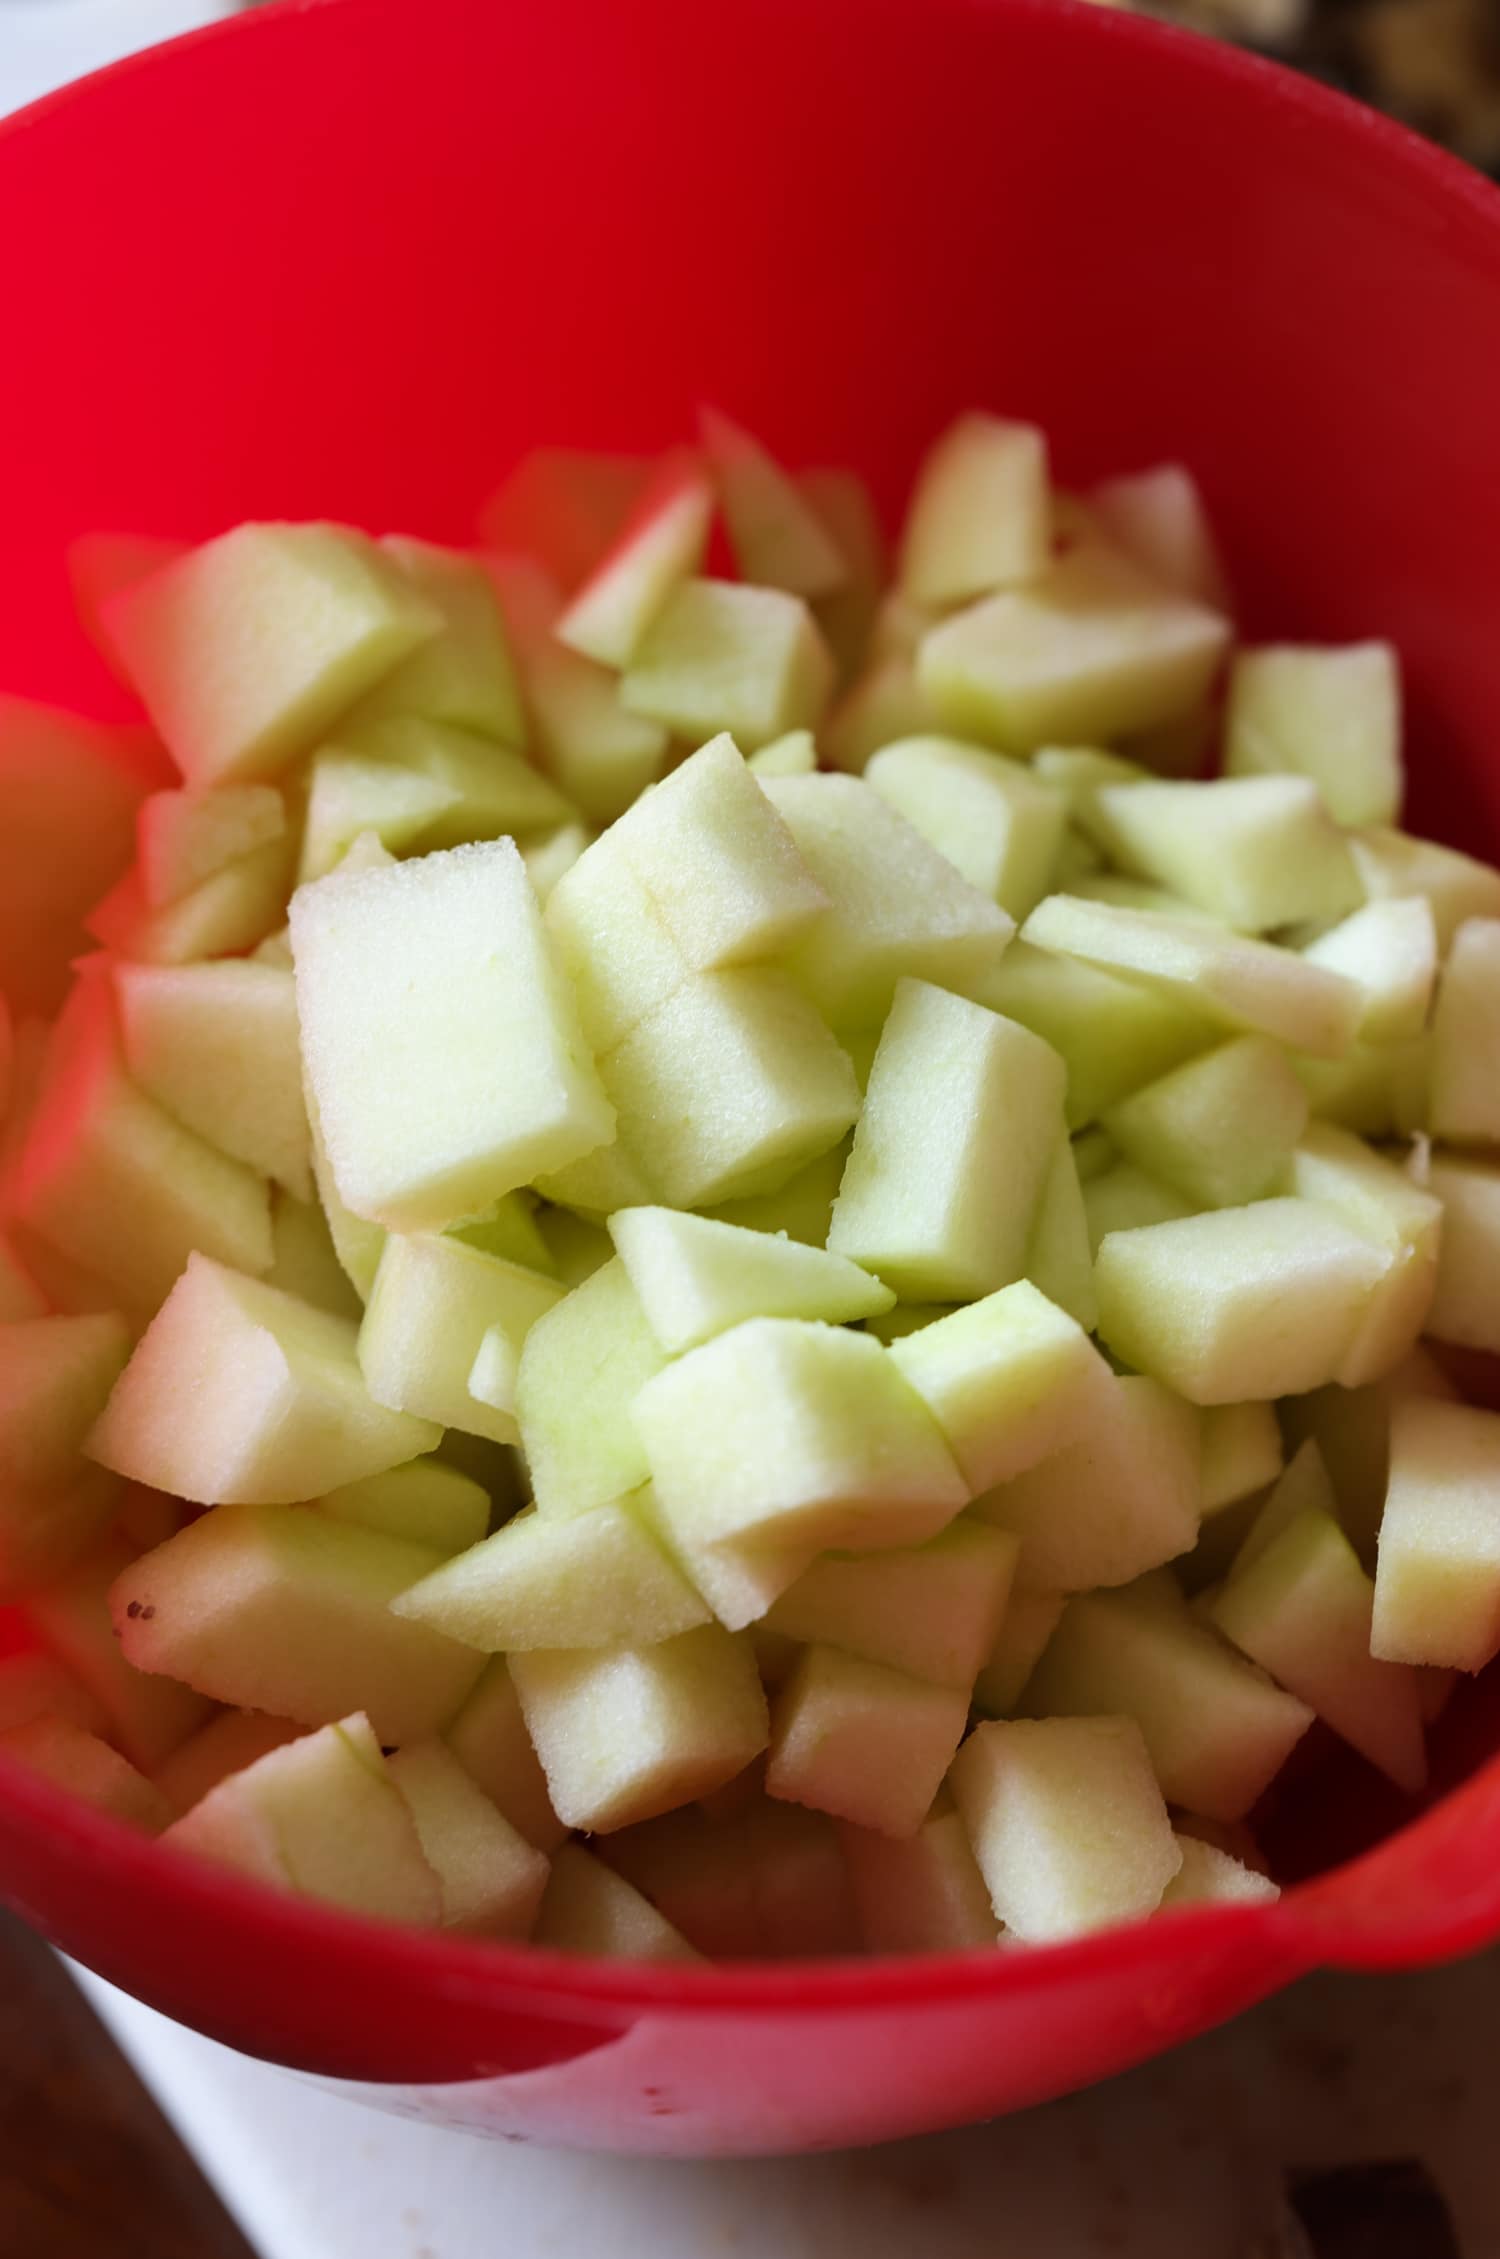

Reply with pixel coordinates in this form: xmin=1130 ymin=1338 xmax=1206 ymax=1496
xmin=2 ymin=0 xmax=1500 ymax=2160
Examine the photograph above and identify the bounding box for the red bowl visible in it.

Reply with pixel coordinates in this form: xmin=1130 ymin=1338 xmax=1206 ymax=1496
xmin=3 ymin=0 xmax=1500 ymax=2159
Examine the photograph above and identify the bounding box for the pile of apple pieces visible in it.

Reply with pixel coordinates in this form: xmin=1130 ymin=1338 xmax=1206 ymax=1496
xmin=0 ymin=409 xmax=1497 ymax=1966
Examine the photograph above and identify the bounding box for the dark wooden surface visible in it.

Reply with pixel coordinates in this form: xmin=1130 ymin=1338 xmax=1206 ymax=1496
xmin=0 ymin=1910 xmax=256 ymax=2259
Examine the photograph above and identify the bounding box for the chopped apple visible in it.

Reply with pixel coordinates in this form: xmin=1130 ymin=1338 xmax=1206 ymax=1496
xmin=823 ymin=657 xmax=942 ymax=776
xmin=28 ymin=1535 xmax=212 ymax=1769
xmin=1160 ymin=1834 xmax=1280 ymax=1908
xmin=701 ymin=410 xmax=848 ymax=599
xmin=386 ymin=1738 xmax=550 ymax=1936
xmin=87 ymin=834 xmax=294 ymax=967
xmin=971 ymin=1588 xmax=1070 ymax=1715
xmin=345 ymin=536 xmax=525 ymax=743
xmin=1225 ymin=643 xmax=1401 ymax=828
xmin=1287 ymin=1124 xmax=1441 ymax=1384
xmin=1085 ymin=775 xmax=1360 ymax=935
xmin=608 ymin=1204 xmax=890 ymax=1352
xmin=155 ymin=1710 xmax=307 ymax=1818
xmin=865 ymin=737 xmax=1067 ymax=920
xmin=1199 ymin=1401 xmax=1284 ymax=1515
xmin=534 ymin=1842 xmax=701 ymax=1961
xmin=1348 ymin=825 xmax=1500 ymax=953
xmin=317 ymin=1458 xmax=490 ymax=1556
xmin=767 ymin=1645 xmax=969 ymax=1839
xmin=357 ymin=1232 xmax=563 ymax=1444
xmin=1103 ymin=1035 xmax=1306 ymax=1211
xmin=899 ymin=413 xmax=1050 ymax=606
xmin=840 ymin=1805 xmax=1000 ymax=1952
xmin=766 ymin=1518 xmax=1018 ymax=1690
xmin=1372 ymin=1397 xmax=1500 ymax=1672
xmin=516 ymin=1258 xmax=666 ymax=1518
xmin=478 ymin=449 xmax=650 ymax=588
xmin=0 ymin=1312 xmax=130 ymax=1596
xmin=1301 ymin=898 xmax=1436 ymax=1045
xmin=443 ymin=1657 xmax=567 ymax=1851
xmin=136 ymin=783 xmax=286 ymax=908
xmin=621 ymin=579 xmax=834 ymax=751
xmin=1088 ymin=464 xmax=1228 ymax=608
xmin=1431 ymin=918 xmax=1500 ymax=1143
xmin=969 ymin=938 xmax=1212 ymax=1129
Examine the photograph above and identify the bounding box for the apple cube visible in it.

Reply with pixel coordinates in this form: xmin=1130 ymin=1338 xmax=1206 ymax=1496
xmin=864 ymin=737 xmax=1067 ymax=920
xmin=344 ymin=716 xmax=572 ymax=853
xmin=534 ymin=1843 xmax=701 ymax=1961
xmin=296 ymin=748 xmax=460 ymax=883
xmin=317 ymin=1458 xmax=490 ymax=1556
xmin=767 ymin=1645 xmax=969 ymax=1838
xmin=828 ymin=981 xmax=1065 ymax=1300
xmin=972 ymin=1587 xmax=1068 ymax=1715
xmin=443 ymin=1657 xmax=567 ymax=1851
xmin=103 ymin=524 xmax=441 ymax=785
xmin=557 ymin=450 xmax=714 ymax=668
xmin=1200 ymin=1401 xmax=1284 ymax=1515
xmin=633 ymin=1317 xmax=968 ymax=1555
xmin=762 ymin=773 xmax=1013 ymax=1029
xmin=1295 ymin=1033 xmax=1429 ymax=1144
xmin=0 ymin=1715 xmax=171 ymax=1834
xmin=972 ymin=1375 xmax=1200 ymax=1589
xmin=110 ymin=1506 xmax=483 ymax=1742
xmin=302 ymin=1072 xmax=386 ymax=1306
xmin=950 ymin=1715 xmax=1181 ymax=1942
xmin=344 ymin=536 xmax=525 ymax=743
xmin=1349 ymin=825 xmax=1500 ymax=953
xmin=1024 ymin=1590 xmax=1313 ymax=1821
xmin=1302 ymin=898 xmax=1436 ymax=1045
xmin=1026 ymin=1131 xmax=1100 ymax=1330
xmin=1089 ymin=464 xmax=1228 ymax=608
xmin=1225 ymin=643 xmax=1401 ymax=827
xmin=1287 ymin=1124 xmax=1441 ymax=1385
xmin=766 ymin=1518 xmax=1019 ymax=1690
xmin=599 ymin=968 xmax=860 ymax=1208
xmin=393 ymin=1499 xmax=709 ymax=1652
xmin=1086 ymin=776 xmax=1360 ymax=935
xmin=636 ymin=1479 xmax=815 ymax=1634
xmin=970 ymin=938 xmax=1212 ymax=1129
xmin=89 ymin=1254 xmax=438 ymax=1504
xmin=824 ymin=657 xmax=943 ymax=777
xmin=291 ymin=838 xmax=614 ymax=1231
xmin=840 ymin=1805 xmax=999 ymax=1952
xmin=621 ymin=579 xmax=834 ymax=750
xmin=155 ymin=1711 xmax=307 ymax=1818
xmin=1431 ymin=918 xmax=1500 ymax=1143
xmin=88 ymin=834 xmax=294 ymax=967
xmin=1426 ymin=1155 xmax=1500 ymax=1350
xmin=517 ymin=1258 xmax=666 ymax=1518
xmin=386 ymin=1738 xmax=550 ymax=1936
xmin=705 ymin=1138 xmax=849 ymax=1249
xmin=899 ymin=413 xmax=1050 ymax=606
xmin=544 ymin=836 xmax=690 ymax=1054
xmin=1096 ymin=1200 xmax=1392 ymax=1404
xmin=510 ymin=1625 xmax=768 ymax=1832
xmin=1103 ymin=1036 xmax=1307 ymax=1210
xmin=262 ymin=1192 xmax=359 ymax=1320
xmin=1021 ymin=895 xmax=1361 ymax=1060
xmin=608 ymin=1205 xmax=891 ymax=1353
xmin=137 ymin=783 xmax=286 ymax=908
xmin=1160 ymin=1834 xmax=1280 ymax=1909
xmin=356 ymin=1231 xmax=563 ymax=1444
xmin=1230 ymin=1438 xmax=1340 ymax=1583
xmin=28 ymin=1535 xmax=213 ymax=1768
xmin=698 ymin=409 xmax=847 ymax=598
xmin=887 ymin=1280 xmax=1110 ymax=1494
xmin=1372 ymin=1397 xmax=1500 ymax=1671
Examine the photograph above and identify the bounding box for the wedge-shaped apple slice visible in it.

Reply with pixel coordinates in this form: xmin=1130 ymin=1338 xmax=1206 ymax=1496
xmin=1348 ymin=824 xmax=1500 ymax=952
xmin=136 ymin=783 xmax=286 ymax=908
xmin=534 ymin=1843 xmax=701 ymax=1961
xmin=517 ymin=1258 xmax=666 ymax=1519
xmin=1024 ymin=1132 xmax=1098 ymax=1331
xmin=1213 ymin=1506 xmax=1426 ymax=1793
xmin=1431 ymin=917 xmax=1500 ymax=1143
xmin=88 ymin=833 xmax=295 ymax=967
xmin=1102 ymin=1035 xmax=1308 ymax=1211
xmin=1225 ymin=642 xmax=1400 ymax=827
xmin=1089 ymin=464 xmax=1228 ymax=608
xmin=28 ymin=1536 xmax=212 ymax=1769
xmin=1302 ymin=898 xmax=1436 ymax=1045
xmin=635 ymin=1480 xmax=814 ymax=1635
xmin=89 ymin=1254 xmax=438 ymax=1504
xmin=334 ymin=715 xmax=572 ymax=852
xmin=511 ymin=1625 xmax=768 ymax=1833
xmin=357 ymin=1232 xmax=563 ymax=1445
xmin=316 ymin=1457 xmax=490 ymax=1557
xmin=766 ymin=1519 xmax=1018 ymax=1691
xmin=296 ymin=748 xmax=462 ymax=884
xmin=865 ymin=736 xmax=1067 ymax=922
xmin=621 ymin=579 xmax=834 ymax=750
xmin=972 ymin=1587 xmax=1067 ymax=1716
xmin=1160 ymin=1834 xmax=1280 ymax=1909
xmin=633 ymin=1317 xmax=968 ymax=1557
xmin=1199 ymin=1400 xmax=1284 ymax=1517
xmin=767 ymin=1646 xmax=969 ymax=1840
xmin=393 ymin=1499 xmax=709 ymax=1653
xmin=559 ymin=449 xmax=715 ymax=668
xmin=1085 ymin=775 xmax=1361 ymax=934
xmin=521 ymin=820 xmax=591 ymax=902
xmin=344 ymin=536 xmax=525 ymax=743
xmin=839 ymin=1806 xmax=999 ymax=1953
xmin=899 ymin=413 xmax=1050 ymax=607
xmin=443 ymin=1657 xmax=567 ymax=1852
xmin=1287 ymin=1124 xmax=1441 ymax=1385
xmin=971 ymin=938 xmax=1213 ymax=1129
xmin=544 ymin=836 xmax=690 ymax=1054
xmin=1427 ymin=1154 xmax=1500 ymax=1352
xmin=0 ymin=1715 xmax=171 ymax=1835
xmin=950 ymin=1715 xmax=1182 ymax=1943
xmin=701 ymin=410 xmax=848 ymax=600
xmin=608 ymin=1205 xmax=891 ymax=1353
xmin=386 ymin=1738 xmax=550 ymax=1936
xmin=1024 ymin=1590 xmax=1313 ymax=1822
xmin=824 ymin=656 xmax=943 ymax=777
xmin=292 ymin=837 xmax=614 ymax=1232
xmin=798 ymin=465 xmax=885 ymax=680
xmin=1372 ymin=1398 xmax=1500 ymax=1672
xmin=155 ymin=1711 xmax=307 ymax=1819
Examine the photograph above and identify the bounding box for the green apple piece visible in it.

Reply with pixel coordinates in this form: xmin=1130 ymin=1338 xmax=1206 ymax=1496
xmin=534 ymin=1842 xmax=702 ymax=1961
xmin=533 ymin=1205 xmax=613 ymax=1285
xmin=1232 ymin=1437 xmax=1339 ymax=1579
xmin=478 ymin=448 xmax=650 ymax=589
xmin=828 ymin=981 xmax=1064 ymax=1300
xmin=0 ymin=1652 xmax=109 ymax=1741
xmin=840 ymin=1805 xmax=999 ymax=1952
xmin=344 ymin=716 xmax=572 ymax=853
xmin=393 ymin=1499 xmax=709 ymax=1652
xmin=950 ymin=1715 xmax=1181 ymax=1942
xmin=558 ymin=450 xmax=715 ymax=668
xmin=971 ymin=1587 xmax=1068 ymax=1715
xmin=28 ymin=1536 xmax=213 ymax=1768
xmin=968 ymin=939 xmax=1212 ymax=1130
xmin=864 ymin=737 xmax=1067 ymax=920
xmin=1102 ymin=1035 xmax=1307 ymax=1211
xmin=168 ymin=1713 xmax=443 ymax=1924
xmin=1372 ymin=1397 xmax=1500 ymax=1671
xmin=1348 ymin=825 xmax=1500 ymax=953
xmin=386 ymin=1738 xmax=550 ymax=1936
xmin=700 ymin=410 xmax=848 ymax=599
xmin=705 ymin=1138 xmax=849 ymax=1248
xmin=10 ymin=969 xmax=273 ymax=1325
xmin=1025 ymin=1132 xmax=1099 ymax=1331
xmin=517 ymin=1258 xmax=666 ymax=1517
xmin=766 ymin=1519 xmax=1018 ymax=1690
xmin=1069 ymin=871 xmax=1222 ymax=920
xmin=747 ymin=730 xmax=817 ymax=779
xmin=1212 ymin=1507 xmax=1426 ymax=1792
xmin=0 ymin=695 xmax=161 ymax=1015
xmin=1225 ymin=643 xmax=1401 ymax=827
xmin=104 ymin=524 xmax=441 ymax=786
xmin=292 ymin=838 xmax=614 ymax=1232
xmin=608 ymin=1204 xmax=891 ymax=1352
xmin=919 ymin=544 xmax=1229 ymax=755
xmin=633 ymin=1317 xmax=968 ymax=1556
xmin=1088 ymin=464 xmax=1228 ymax=608
xmin=762 ymin=772 xmax=1013 ymax=1029
xmin=1200 ymin=1401 xmax=1284 ymax=1514
xmin=862 ymin=1304 xmax=960 ymax=1344
xmin=304 ymin=1073 xmax=385 ymax=1305
xmin=637 ymin=1479 xmax=815 ymax=1634
xmin=1281 ymin=1350 xmax=1459 ymax=1564
xmin=1287 ymin=1124 xmax=1441 ymax=1384
xmin=296 ymin=748 xmax=458 ymax=883
xmin=887 ymin=1279 xmax=1110 ymax=1494
xmin=357 ymin=1232 xmax=563 ymax=1444
xmin=511 ymin=1625 xmax=768 ymax=1833
xmin=343 ymin=536 xmax=524 ymax=743
xmin=449 ymin=1192 xmax=555 ymax=1276
xmin=0 ymin=1312 xmax=129 ymax=1596
xmin=1295 ymin=1034 xmax=1429 ymax=1141
xmin=972 ymin=1374 xmax=1200 ymax=1590
xmin=1089 ymin=776 xmax=1360 ymax=935
xmin=1431 ymin=917 xmax=1500 ymax=1143
xmin=768 ymin=1644 xmax=969 ymax=1839
xmin=620 ymin=579 xmax=834 ymax=751
xmin=317 ymin=1458 xmax=490 ymax=1556
xmin=1427 ymin=1154 xmax=1500 ymax=1351
xmin=444 ymin=1657 xmax=567 ymax=1851
xmin=899 ymin=413 xmax=1050 ymax=606
xmin=69 ymin=531 xmax=190 ymax=681
xmin=89 ymin=1254 xmax=438 ymax=1504
xmin=114 ymin=958 xmax=311 ymax=1201
xmin=137 ymin=783 xmax=286 ymax=908
xmin=1024 ymin=1589 xmax=1312 ymax=1822
xmin=823 ymin=658 xmax=943 ymax=776
xmin=1021 ymin=895 xmax=1361 ymax=1060
xmin=155 ymin=1711 xmax=307 ymax=1818
xmin=599 ymin=968 xmax=860 ymax=1208
xmin=1302 ymin=898 xmax=1437 ymax=1045
xmin=1160 ymin=1834 xmax=1280 ymax=1909
xmin=0 ymin=1715 xmax=171 ymax=1834
xmin=1096 ymin=1200 xmax=1392 ymax=1404
xmin=110 ymin=1506 xmax=482 ymax=1742
xmin=544 ymin=834 xmax=690 ymax=1054
xmin=264 ymin=1193 xmax=363 ymax=1320
xmin=88 ymin=833 xmax=294 ymax=967
xmin=522 ymin=821 xmax=592 ymax=903
xmin=798 ymin=466 xmax=886 ymax=680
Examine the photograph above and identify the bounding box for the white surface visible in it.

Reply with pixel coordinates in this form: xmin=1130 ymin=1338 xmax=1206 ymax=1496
xmin=73 ymin=1955 xmax=1500 ymax=2258
xmin=0 ymin=0 xmax=234 ymax=120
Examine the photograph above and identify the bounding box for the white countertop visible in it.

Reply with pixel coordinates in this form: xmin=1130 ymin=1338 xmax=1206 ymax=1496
xmin=0 ymin=0 xmax=235 ymax=122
